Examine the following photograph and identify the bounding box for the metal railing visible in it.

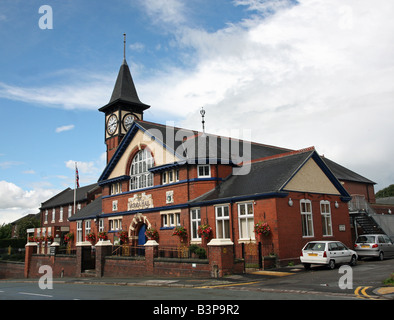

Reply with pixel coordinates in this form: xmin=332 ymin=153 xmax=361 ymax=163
xmin=111 ymin=245 xmax=145 ymax=257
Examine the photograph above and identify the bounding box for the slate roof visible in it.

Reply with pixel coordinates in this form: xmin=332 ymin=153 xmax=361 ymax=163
xmin=40 ymin=183 xmax=99 ymax=210
xmin=99 ymin=60 xmax=150 ymax=113
xmin=190 ymin=149 xmax=351 ymax=205
xmin=68 ymin=196 xmax=102 ymax=221
xmin=321 ymin=157 xmax=375 ymax=184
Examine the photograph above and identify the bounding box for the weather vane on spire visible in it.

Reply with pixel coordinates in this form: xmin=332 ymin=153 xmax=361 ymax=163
xmin=200 ymin=107 xmax=206 ymax=134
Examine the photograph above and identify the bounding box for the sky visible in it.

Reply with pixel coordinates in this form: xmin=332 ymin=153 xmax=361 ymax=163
xmin=0 ymin=0 xmax=394 ymax=224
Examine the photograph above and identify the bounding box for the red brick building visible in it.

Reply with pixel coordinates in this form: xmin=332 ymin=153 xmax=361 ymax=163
xmin=63 ymin=56 xmax=373 ymax=269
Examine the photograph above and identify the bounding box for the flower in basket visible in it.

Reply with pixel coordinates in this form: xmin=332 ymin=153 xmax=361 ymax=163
xmin=118 ymin=230 xmax=129 ymax=244
xmin=86 ymin=232 xmax=96 ymax=243
xmin=45 ymin=235 xmax=54 ymax=243
xmin=98 ymin=231 xmax=108 ymax=241
xmin=172 ymin=226 xmax=187 ymax=238
xmin=28 ymin=236 xmax=35 ymax=242
xmin=197 ymin=224 xmax=212 ymax=239
xmin=145 ymin=228 xmax=159 ymax=240
xmin=64 ymin=232 xmax=74 ymax=243
xmin=254 ymin=221 xmax=271 ymax=236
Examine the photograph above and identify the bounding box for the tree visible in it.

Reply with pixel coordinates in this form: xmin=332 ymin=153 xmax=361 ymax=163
xmin=16 ymin=216 xmax=40 ymax=239
xmin=375 ymin=184 xmax=394 ymax=198
xmin=0 ymin=223 xmax=12 ymax=239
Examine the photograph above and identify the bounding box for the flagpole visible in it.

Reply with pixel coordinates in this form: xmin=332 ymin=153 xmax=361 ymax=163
xmin=74 ymin=162 xmax=77 ymax=215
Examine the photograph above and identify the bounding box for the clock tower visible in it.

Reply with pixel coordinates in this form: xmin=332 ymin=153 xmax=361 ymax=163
xmin=99 ymin=36 xmax=150 ymax=164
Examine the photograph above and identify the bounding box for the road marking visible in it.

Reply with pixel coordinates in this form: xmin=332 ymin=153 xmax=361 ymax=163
xmin=18 ymin=292 xmax=53 ymax=298
xmin=354 ymin=286 xmax=379 ymax=300
xmin=249 ymin=270 xmax=294 ymax=277
xmin=196 ymin=281 xmax=262 ymax=289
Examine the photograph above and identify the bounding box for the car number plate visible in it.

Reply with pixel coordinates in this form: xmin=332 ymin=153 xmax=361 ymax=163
xmin=361 ymin=245 xmax=369 ymax=248
xmin=308 ymin=253 xmax=318 ymax=256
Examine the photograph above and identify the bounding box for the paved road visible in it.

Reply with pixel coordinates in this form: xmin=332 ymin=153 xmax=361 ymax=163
xmin=0 ymin=258 xmax=392 ymax=301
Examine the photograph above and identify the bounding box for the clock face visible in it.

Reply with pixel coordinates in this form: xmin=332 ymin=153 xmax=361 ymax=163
xmin=123 ymin=114 xmax=135 ymax=131
xmin=107 ymin=114 xmax=118 ymax=135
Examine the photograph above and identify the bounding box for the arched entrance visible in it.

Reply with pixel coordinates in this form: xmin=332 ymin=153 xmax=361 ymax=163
xmin=128 ymin=213 xmax=151 ymax=247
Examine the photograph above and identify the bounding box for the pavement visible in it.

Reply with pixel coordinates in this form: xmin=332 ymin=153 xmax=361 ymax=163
xmin=1 ymin=265 xmax=393 ymax=300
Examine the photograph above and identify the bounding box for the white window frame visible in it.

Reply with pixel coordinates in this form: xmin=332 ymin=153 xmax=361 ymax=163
xmin=160 ymin=211 xmax=181 ymax=228
xmin=129 ymin=149 xmax=154 ymax=191
xmin=85 ymin=220 xmax=91 ymax=237
xmin=77 ymin=221 xmax=83 ymax=243
xmin=215 ymin=204 xmax=230 ymax=239
xmin=68 ymin=205 xmax=72 ymax=218
xmin=109 ymin=218 xmax=122 ymax=231
xmin=197 ymin=165 xmax=211 ymax=178
xmin=44 ymin=210 xmax=48 ymax=224
xmin=320 ymin=200 xmax=333 ymax=236
xmin=59 ymin=207 xmax=63 ymax=222
xmin=190 ymin=208 xmax=201 ymax=240
xmin=51 ymin=208 xmax=55 ymax=223
xmin=98 ymin=219 xmax=105 ymax=242
xmin=300 ymin=199 xmax=314 ymax=237
xmin=238 ymin=202 xmax=255 ymax=240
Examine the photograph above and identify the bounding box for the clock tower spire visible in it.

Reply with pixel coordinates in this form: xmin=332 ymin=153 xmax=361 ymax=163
xmin=99 ymin=34 xmax=150 ymax=164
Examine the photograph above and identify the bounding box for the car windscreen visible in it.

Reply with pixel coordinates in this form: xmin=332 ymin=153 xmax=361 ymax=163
xmin=356 ymin=235 xmax=376 ymax=243
xmin=304 ymin=242 xmax=326 ymax=251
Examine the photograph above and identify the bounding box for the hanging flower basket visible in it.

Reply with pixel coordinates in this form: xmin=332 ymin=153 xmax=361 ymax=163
xmin=98 ymin=231 xmax=108 ymax=241
xmin=64 ymin=232 xmax=74 ymax=244
xmin=172 ymin=226 xmax=187 ymax=241
xmin=118 ymin=230 xmax=129 ymax=244
xmin=254 ymin=221 xmax=271 ymax=237
xmin=86 ymin=232 xmax=96 ymax=244
xmin=45 ymin=235 xmax=54 ymax=243
xmin=197 ymin=224 xmax=212 ymax=239
xmin=145 ymin=228 xmax=159 ymax=240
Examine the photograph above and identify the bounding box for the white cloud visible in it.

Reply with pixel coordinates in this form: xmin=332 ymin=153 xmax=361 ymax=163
xmin=56 ymin=124 xmax=75 ymax=133
xmin=129 ymin=42 xmax=145 ymax=52
xmin=138 ymin=0 xmax=394 ymax=190
xmin=65 ymin=153 xmax=106 ymax=186
xmin=0 ymin=181 xmax=60 ymax=224
xmin=139 ymin=0 xmax=186 ymax=26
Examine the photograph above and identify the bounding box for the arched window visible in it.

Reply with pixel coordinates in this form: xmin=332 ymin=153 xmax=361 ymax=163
xmin=130 ymin=149 xmax=154 ymax=191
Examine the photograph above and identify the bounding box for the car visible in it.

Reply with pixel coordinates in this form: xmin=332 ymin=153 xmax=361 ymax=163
xmin=300 ymin=241 xmax=358 ymax=270
xmin=354 ymin=234 xmax=394 ymax=261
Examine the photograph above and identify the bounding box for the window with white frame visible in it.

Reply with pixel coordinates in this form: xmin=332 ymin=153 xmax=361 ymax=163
xmin=130 ymin=149 xmax=154 ymax=190
xmin=51 ymin=208 xmax=55 ymax=223
xmin=44 ymin=210 xmax=48 ymax=224
xmin=197 ymin=165 xmax=211 ymax=178
xmin=59 ymin=207 xmax=63 ymax=222
xmin=77 ymin=221 xmax=83 ymax=243
xmin=98 ymin=219 xmax=104 ymax=241
xmin=320 ymin=201 xmax=333 ymax=236
xmin=215 ymin=205 xmax=230 ymax=239
xmin=238 ymin=202 xmax=255 ymax=240
xmin=161 ymin=212 xmax=181 ymax=228
xmin=111 ymin=182 xmax=122 ymax=195
xmin=162 ymin=169 xmax=180 ymax=185
xmin=68 ymin=205 xmax=72 ymax=218
xmin=190 ymin=208 xmax=201 ymax=240
xmin=109 ymin=218 xmax=122 ymax=231
xmin=300 ymin=199 xmax=314 ymax=237
xmin=85 ymin=220 xmax=91 ymax=237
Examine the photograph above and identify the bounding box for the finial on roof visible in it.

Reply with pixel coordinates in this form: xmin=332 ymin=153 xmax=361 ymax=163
xmin=123 ymin=33 xmax=127 ymax=63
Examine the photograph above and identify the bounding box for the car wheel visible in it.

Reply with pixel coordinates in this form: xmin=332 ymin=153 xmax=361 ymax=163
xmin=328 ymin=260 xmax=336 ymax=270
xmin=303 ymin=263 xmax=311 ymax=270
xmin=349 ymin=255 xmax=357 ymax=266
xmin=378 ymin=251 xmax=384 ymax=261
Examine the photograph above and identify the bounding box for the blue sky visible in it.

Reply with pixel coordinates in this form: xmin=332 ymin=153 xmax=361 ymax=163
xmin=1 ymin=0 xmax=394 ymax=224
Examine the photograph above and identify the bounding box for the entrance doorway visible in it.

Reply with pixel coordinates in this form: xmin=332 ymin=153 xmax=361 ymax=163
xmin=137 ymin=224 xmax=147 ymax=255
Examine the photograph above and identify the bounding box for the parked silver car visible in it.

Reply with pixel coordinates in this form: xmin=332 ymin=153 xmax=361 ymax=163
xmin=354 ymin=234 xmax=394 ymax=260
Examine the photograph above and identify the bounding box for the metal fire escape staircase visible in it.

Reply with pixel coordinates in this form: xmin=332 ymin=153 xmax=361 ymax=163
xmin=349 ymin=195 xmax=386 ymax=235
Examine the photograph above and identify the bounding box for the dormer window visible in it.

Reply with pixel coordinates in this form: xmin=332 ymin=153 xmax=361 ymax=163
xmin=197 ymin=165 xmax=211 ymax=178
